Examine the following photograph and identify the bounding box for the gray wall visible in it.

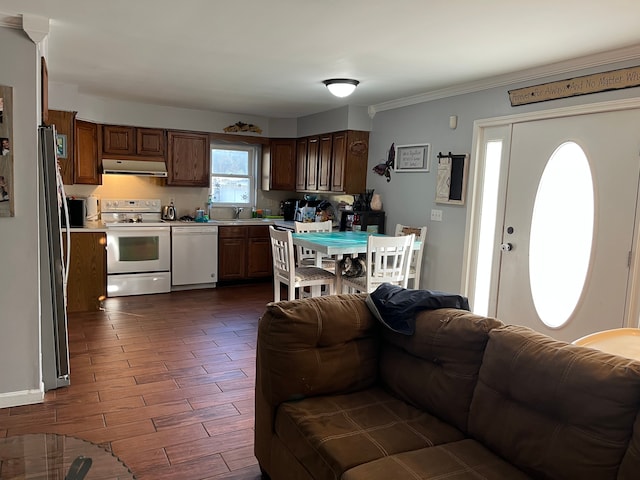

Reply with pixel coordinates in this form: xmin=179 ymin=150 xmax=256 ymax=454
xmin=369 ymin=59 xmax=640 ymax=293
xmin=0 ymin=26 xmax=41 ymax=405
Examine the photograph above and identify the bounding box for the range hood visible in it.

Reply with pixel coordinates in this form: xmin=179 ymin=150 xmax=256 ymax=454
xmin=102 ymin=159 xmax=168 ymax=177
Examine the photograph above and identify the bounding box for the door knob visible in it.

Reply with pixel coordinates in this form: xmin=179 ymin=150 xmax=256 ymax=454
xmin=500 ymin=243 xmax=513 ymax=252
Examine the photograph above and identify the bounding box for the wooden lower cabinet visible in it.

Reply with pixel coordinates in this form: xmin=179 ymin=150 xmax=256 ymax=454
xmin=218 ymin=225 xmax=272 ymax=281
xmin=247 ymin=227 xmax=272 ymax=278
xmin=64 ymin=232 xmax=107 ymax=312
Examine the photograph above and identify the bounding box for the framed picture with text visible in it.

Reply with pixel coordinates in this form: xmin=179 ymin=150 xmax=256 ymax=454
xmin=395 ymin=144 xmax=430 ymax=172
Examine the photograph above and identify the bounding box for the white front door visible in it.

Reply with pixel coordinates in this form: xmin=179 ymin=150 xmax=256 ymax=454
xmin=495 ymin=109 xmax=640 ymax=342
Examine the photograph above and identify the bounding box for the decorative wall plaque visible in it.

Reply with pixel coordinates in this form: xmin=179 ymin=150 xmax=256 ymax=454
xmin=508 ymin=65 xmax=640 ymax=106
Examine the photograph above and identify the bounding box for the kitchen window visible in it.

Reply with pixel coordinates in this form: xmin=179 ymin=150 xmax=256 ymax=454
xmin=210 ymin=144 xmax=258 ymax=206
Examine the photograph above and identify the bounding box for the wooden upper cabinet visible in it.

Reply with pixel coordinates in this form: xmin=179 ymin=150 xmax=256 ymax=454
xmin=330 ymin=131 xmax=347 ymax=193
xmin=264 ymin=139 xmax=296 ymax=190
xmin=102 ymin=125 xmax=135 ymax=156
xmin=47 ymin=109 xmax=77 ymax=185
xmin=167 ymin=130 xmax=210 ymax=186
xmin=74 ymin=120 xmax=101 ymax=185
xmin=317 ymin=134 xmax=332 ymax=191
xmin=137 ymin=128 xmax=166 ymax=157
xmin=102 ymin=125 xmax=166 ymax=161
xmin=331 ymin=130 xmax=369 ymax=194
xmin=306 ymin=136 xmax=319 ymax=191
xmin=295 ymin=138 xmax=308 ymax=191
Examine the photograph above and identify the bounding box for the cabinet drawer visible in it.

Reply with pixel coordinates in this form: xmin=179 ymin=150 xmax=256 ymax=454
xmin=219 ymin=226 xmax=248 ymax=238
xmin=248 ymin=225 xmax=269 ymax=238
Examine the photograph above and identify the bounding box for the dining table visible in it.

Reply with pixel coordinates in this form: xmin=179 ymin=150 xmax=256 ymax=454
xmin=291 ymin=230 xmax=421 ymax=293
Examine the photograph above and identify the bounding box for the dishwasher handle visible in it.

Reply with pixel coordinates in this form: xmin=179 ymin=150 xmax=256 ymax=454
xmin=172 ymin=226 xmax=219 ymax=234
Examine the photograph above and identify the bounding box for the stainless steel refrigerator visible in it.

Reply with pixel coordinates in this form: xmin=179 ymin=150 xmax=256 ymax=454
xmin=38 ymin=124 xmax=71 ymax=391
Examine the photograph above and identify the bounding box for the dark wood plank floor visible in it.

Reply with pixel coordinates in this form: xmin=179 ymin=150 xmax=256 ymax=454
xmin=0 ymin=282 xmax=273 ymax=479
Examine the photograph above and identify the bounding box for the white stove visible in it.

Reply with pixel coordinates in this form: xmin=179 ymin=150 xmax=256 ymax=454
xmin=101 ymin=199 xmax=171 ymax=297
xmin=101 ymin=198 xmax=167 ymax=226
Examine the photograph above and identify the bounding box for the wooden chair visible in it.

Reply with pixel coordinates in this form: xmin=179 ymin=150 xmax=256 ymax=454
xmin=269 ymin=226 xmax=336 ymax=301
xmin=395 ymin=224 xmax=427 ymax=289
xmin=294 ymin=220 xmax=334 ymax=270
xmin=341 ymin=233 xmax=415 ymax=294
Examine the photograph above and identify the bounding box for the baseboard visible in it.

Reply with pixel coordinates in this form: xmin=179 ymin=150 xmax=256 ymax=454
xmin=0 ymin=388 xmax=44 ymax=408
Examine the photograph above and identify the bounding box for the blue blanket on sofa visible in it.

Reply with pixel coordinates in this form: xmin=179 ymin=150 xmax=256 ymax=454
xmin=365 ymin=283 xmax=470 ymax=335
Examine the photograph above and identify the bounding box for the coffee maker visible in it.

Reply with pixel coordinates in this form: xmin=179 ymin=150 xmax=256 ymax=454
xmin=281 ymin=199 xmax=298 ymax=221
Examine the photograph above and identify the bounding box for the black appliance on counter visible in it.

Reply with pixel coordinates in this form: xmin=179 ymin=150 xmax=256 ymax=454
xmin=61 ymin=197 xmax=86 ymax=227
xmin=340 ymin=210 xmax=386 ymax=234
xmin=281 ymin=199 xmax=298 ymax=221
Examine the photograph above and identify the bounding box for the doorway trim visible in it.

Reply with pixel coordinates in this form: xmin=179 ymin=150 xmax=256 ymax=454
xmin=462 ymin=97 xmax=640 ymax=327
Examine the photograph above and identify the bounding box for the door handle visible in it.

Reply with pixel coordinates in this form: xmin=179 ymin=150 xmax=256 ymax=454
xmin=500 ymin=243 xmax=513 ymax=252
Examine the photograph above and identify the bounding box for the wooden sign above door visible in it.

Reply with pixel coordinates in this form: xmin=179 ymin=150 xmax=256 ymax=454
xmin=508 ymin=65 xmax=640 ymax=106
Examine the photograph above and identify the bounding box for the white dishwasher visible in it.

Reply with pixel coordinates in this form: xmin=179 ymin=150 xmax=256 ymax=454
xmin=171 ymin=225 xmax=218 ymax=287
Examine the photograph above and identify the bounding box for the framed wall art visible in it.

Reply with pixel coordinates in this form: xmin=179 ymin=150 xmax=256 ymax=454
xmin=56 ymin=133 xmax=67 ymax=158
xmin=0 ymin=85 xmax=13 ymax=217
xmin=395 ymin=143 xmax=430 ymax=172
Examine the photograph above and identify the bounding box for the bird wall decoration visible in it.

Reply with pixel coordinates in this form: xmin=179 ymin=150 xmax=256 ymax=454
xmin=372 ymin=142 xmax=395 ymax=182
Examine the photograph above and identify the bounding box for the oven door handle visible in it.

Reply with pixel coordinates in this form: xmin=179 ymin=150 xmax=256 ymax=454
xmin=107 ymin=227 xmax=170 ymax=235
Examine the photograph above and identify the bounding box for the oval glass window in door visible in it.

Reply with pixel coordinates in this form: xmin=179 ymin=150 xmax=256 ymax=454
xmin=529 ymin=142 xmax=594 ymax=328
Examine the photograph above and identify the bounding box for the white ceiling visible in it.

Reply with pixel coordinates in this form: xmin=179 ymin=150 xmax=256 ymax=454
xmin=3 ymin=0 xmax=640 ymax=118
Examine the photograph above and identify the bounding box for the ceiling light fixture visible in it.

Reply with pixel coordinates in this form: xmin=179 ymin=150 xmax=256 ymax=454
xmin=323 ymin=78 xmax=360 ymax=98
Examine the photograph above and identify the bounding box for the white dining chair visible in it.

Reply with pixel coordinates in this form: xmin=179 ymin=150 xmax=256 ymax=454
xmin=341 ymin=233 xmax=415 ymax=294
xmin=269 ymin=226 xmax=336 ymax=301
xmin=294 ymin=220 xmax=334 ymax=270
xmin=395 ymin=224 xmax=427 ymax=289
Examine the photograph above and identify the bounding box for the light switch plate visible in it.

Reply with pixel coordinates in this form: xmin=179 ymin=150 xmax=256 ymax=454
xmin=431 ymin=209 xmax=443 ymax=222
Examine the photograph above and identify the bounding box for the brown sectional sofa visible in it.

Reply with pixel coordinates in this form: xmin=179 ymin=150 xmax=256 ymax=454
xmin=255 ymin=294 xmax=640 ymax=480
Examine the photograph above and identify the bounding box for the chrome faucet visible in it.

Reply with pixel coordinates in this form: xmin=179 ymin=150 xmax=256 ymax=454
xmin=232 ymin=206 xmax=244 ymax=219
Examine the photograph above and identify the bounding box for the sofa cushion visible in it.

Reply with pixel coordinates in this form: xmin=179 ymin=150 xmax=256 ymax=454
xmin=618 ymin=411 xmax=640 ymax=479
xmin=469 ymin=325 xmax=640 ymax=480
xmin=275 ymin=387 xmax=465 ymax=480
xmin=380 ymin=308 xmax=503 ymax=433
xmin=342 ymin=439 xmax=531 ymax=480
xmin=259 ymin=294 xmax=380 ymax=406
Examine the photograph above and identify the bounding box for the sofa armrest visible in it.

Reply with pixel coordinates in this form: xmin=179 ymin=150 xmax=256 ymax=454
xmin=255 ymin=294 xmax=380 ymax=472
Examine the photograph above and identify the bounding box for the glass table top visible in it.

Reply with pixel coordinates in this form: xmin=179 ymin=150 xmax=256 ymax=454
xmin=0 ymin=433 xmax=135 ymax=479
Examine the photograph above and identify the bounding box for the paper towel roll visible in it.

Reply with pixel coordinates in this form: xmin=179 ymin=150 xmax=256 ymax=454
xmin=86 ymin=194 xmax=99 ymax=221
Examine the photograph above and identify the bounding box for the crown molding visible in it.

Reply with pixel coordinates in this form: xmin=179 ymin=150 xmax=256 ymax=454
xmin=369 ymin=44 xmax=640 ymax=117
xmin=0 ymin=12 xmax=22 ymax=29
xmin=22 ymin=14 xmax=49 ymax=44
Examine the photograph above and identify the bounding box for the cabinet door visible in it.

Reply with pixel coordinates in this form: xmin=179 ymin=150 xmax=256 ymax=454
xmin=74 ymin=120 xmax=101 ymax=185
xmin=247 ymin=237 xmax=272 ymax=278
xmin=65 ymin=232 xmax=106 ymax=312
xmin=47 ymin=109 xmax=76 ymax=185
xmin=317 ymin=134 xmax=332 ymax=191
xmin=167 ymin=131 xmax=210 ymax=186
xmin=218 ymin=238 xmax=247 ymax=280
xmin=296 ymin=138 xmax=308 ymax=191
xmin=306 ymin=136 xmax=319 ymax=190
xmin=137 ymin=128 xmax=166 ymax=157
xmin=330 ymin=131 xmax=347 ymax=192
xmin=103 ymin=125 xmax=135 ymax=155
xmin=247 ymin=226 xmax=272 ymax=278
xmin=337 ymin=130 xmax=369 ymax=194
xmin=268 ymin=139 xmax=296 ymax=190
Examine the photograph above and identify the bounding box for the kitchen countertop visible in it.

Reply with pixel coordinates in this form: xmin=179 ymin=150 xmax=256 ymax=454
xmin=65 ymin=218 xmax=285 ymax=232
xmin=167 ymin=218 xmax=277 ymax=226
